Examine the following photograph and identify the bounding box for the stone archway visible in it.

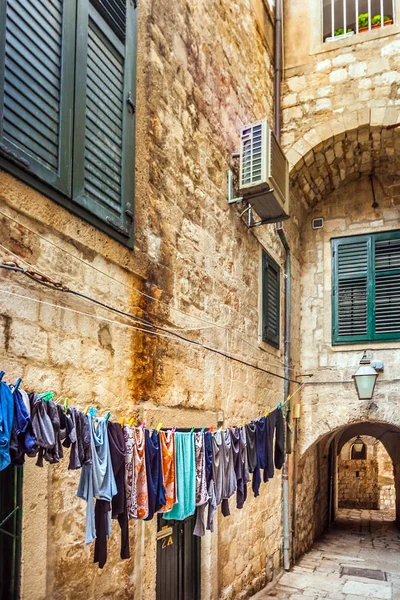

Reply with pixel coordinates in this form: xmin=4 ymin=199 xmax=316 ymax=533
xmin=295 ymin=420 xmax=400 ymax=560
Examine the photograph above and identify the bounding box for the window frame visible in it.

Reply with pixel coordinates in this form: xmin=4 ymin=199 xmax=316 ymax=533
xmin=332 ymin=229 xmax=400 ymax=345
xmin=323 ymin=0 xmax=396 ymax=43
xmin=0 ymin=0 xmax=137 ymax=249
xmin=261 ymin=249 xmax=281 ymax=349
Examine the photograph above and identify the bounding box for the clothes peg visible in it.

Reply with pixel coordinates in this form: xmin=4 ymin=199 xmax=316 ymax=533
xmin=190 ymin=426 xmax=195 ymax=434
xmin=200 ymin=427 xmax=205 ymax=434
xmin=277 ymin=402 xmax=282 ymax=410
xmin=128 ymin=417 xmax=136 ymax=428
xmin=64 ymin=397 xmax=69 ymax=410
xmin=84 ymin=405 xmax=90 ymax=415
xmin=140 ymin=421 xmax=146 ymax=429
xmin=14 ymin=377 xmax=22 ymax=392
xmin=208 ymin=426 xmax=213 ymax=432
xmin=0 ymin=371 xmax=5 ymax=382
xmin=104 ymin=411 xmax=111 ymax=422
xmin=89 ymin=407 xmax=97 ymax=417
xmin=171 ymin=426 xmax=176 ymax=433
xmin=156 ymin=423 xmax=163 ymax=433
xmin=120 ymin=417 xmax=126 ymax=428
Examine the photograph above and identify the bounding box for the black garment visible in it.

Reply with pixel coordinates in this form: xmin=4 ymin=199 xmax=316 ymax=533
xmin=230 ymin=427 xmax=246 ymax=509
xmin=144 ymin=429 xmax=166 ymax=521
xmin=253 ymin=417 xmax=267 ymax=496
xmin=76 ymin=411 xmax=92 ymax=467
xmin=265 ymin=410 xmax=277 ymax=481
xmin=94 ymin=499 xmax=111 ymax=569
xmin=108 ymin=422 xmax=130 ymax=561
xmin=245 ymin=422 xmax=258 ymax=496
xmin=204 ymin=431 xmax=213 ymax=485
xmin=275 ymin=408 xmax=285 ymax=469
xmin=64 ymin=408 xmax=81 ymax=470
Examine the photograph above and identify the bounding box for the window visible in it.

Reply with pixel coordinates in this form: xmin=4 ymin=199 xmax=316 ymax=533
xmin=323 ymin=0 xmax=394 ymax=42
xmin=332 ymin=231 xmax=400 ymax=344
xmin=0 ymin=0 xmax=137 ymax=247
xmin=0 ymin=465 xmax=23 ymax=600
xmin=262 ymin=250 xmax=280 ymax=348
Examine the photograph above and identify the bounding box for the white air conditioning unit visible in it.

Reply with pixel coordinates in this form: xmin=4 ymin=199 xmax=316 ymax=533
xmin=239 ymin=119 xmax=289 ymax=223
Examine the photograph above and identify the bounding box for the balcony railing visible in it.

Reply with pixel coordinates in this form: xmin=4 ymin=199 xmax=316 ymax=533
xmin=323 ymin=0 xmax=395 ymax=42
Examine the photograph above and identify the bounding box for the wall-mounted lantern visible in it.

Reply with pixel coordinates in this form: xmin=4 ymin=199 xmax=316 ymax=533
xmin=353 ymin=436 xmax=364 ymax=453
xmin=352 ymin=352 xmax=379 ymax=400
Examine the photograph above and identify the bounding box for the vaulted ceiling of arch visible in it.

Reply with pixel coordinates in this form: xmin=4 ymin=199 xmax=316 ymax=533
xmin=290 ymin=125 xmax=400 ymax=210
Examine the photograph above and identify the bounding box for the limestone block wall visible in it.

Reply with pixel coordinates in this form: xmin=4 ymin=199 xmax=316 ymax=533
xmin=0 ymin=1 xmax=298 ymax=599
xmin=297 ymin=174 xmax=400 ymax=457
xmin=282 ymin=0 xmax=400 ymax=155
xmin=338 ymin=459 xmax=380 ymax=509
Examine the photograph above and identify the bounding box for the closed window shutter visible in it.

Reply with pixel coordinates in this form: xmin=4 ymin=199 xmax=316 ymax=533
xmin=0 ymin=0 xmax=75 ymax=194
xmin=72 ymin=0 xmax=136 ymax=244
xmin=375 ymin=238 xmax=400 ymax=335
xmin=262 ymin=251 xmax=280 ymax=347
xmin=334 ymin=239 xmax=369 ymax=342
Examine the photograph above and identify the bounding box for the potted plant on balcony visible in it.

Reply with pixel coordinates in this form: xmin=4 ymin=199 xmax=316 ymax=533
xmin=358 ymin=13 xmax=393 ymax=33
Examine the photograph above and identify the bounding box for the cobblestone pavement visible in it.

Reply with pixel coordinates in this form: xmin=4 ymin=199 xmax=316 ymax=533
xmin=253 ymin=509 xmax=400 ymax=600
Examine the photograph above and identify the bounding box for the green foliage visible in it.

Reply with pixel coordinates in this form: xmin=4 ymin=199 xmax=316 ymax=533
xmin=371 ymin=14 xmax=391 ymax=25
xmin=334 ymin=27 xmax=353 ymax=36
xmin=358 ymin=12 xmax=369 ymax=28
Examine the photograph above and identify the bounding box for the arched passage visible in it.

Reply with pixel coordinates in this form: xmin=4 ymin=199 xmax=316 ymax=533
xmin=294 ymin=420 xmax=400 ymax=562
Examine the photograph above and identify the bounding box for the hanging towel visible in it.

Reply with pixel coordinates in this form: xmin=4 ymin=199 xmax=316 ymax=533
xmin=144 ymin=429 xmax=166 ymax=520
xmin=124 ymin=426 xmax=148 ymax=519
xmin=159 ymin=430 xmax=176 ymax=512
xmin=0 ymin=381 xmax=14 ymax=471
xmin=77 ymin=415 xmax=117 ymax=544
xmin=164 ymin=432 xmax=195 ymax=521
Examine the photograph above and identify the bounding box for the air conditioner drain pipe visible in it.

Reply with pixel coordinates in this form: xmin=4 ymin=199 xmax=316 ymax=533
xmin=274 ymin=0 xmax=292 ymax=573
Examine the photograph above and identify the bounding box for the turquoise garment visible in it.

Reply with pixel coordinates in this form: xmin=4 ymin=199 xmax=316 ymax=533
xmin=0 ymin=382 xmax=14 ymax=471
xmin=77 ymin=416 xmax=117 ymax=543
xmin=164 ymin=432 xmax=195 ymax=521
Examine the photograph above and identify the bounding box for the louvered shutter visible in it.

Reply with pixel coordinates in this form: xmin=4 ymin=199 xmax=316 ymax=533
xmin=72 ymin=0 xmax=136 ymax=245
xmin=332 ymin=238 xmax=370 ymax=343
xmin=262 ymin=251 xmax=280 ymax=348
xmin=374 ymin=237 xmax=400 ymax=337
xmin=0 ymin=0 xmax=75 ymax=194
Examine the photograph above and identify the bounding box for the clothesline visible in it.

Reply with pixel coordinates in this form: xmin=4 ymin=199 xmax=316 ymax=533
xmin=0 ymin=368 xmax=290 ymax=567
xmin=0 ymin=212 xmax=299 ymax=374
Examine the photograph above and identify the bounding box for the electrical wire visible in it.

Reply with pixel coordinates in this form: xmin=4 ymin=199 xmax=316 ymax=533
xmin=0 ymin=287 xmax=304 ymax=384
xmin=0 ymin=207 xmax=299 ymax=373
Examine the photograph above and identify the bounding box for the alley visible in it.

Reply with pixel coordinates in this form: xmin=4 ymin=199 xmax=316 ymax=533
xmin=255 ymin=509 xmax=400 ymax=600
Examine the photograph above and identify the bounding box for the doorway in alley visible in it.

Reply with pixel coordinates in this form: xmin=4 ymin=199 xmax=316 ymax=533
xmin=0 ymin=464 xmax=23 ymax=600
xmin=156 ymin=514 xmax=200 ymax=600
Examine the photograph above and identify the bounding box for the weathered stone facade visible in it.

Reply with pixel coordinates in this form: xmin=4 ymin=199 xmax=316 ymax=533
xmin=0 ymin=1 xmax=295 ymax=600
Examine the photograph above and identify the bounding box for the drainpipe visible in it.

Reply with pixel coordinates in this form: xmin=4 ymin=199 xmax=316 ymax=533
xmin=274 ymin=0 xmax=283 ymax=139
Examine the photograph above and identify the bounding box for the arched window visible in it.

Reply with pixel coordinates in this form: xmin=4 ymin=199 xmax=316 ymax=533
xmin=351 ymin=437 xmax=367 ymax=460
xmin=323 ymin=0 xmax=394 ymax=42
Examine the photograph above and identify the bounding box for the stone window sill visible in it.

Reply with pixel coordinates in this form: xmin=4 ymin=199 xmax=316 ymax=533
xmin=311 ymin=23 xmax=400 ymax=55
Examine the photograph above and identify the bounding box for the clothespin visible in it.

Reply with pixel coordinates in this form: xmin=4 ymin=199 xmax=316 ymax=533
xmin=104 ymin=411 xmax=111 ymax=422
xmin=64 ymin=397 xmax=69 ymax=410
xmin=140 ymin=421 xmax=146 ymax=429
xmin=129 ymin=417 xmax=136 ymax=428
xmin=39 ymin=391 xmax=54 ymax=402
xmin=0 ymin=371 xmax=5 ymax=382
xmin=84 ymin=405 xmax=90 ymax=415
xmin=277 ymin=402 xmax=282 ymax=410
xmin=200 ymin=427 xmax=205 ymax=434
xmin=120 ymin=417 xmax=126 ymax=428
xmin=89 ymin=407 xmax=97 ymax=417
xmin=190 ymin=426 xmax=195 ymax=434
xmin=171 ymin=426 xmax=176 ymax=433
xmin=156 ymin=423 xmax=163 ymax=433
xmin=264 ymin=409 xmax=270 ymax=417
xmin=14 ymin=377 xmax=22 ymax=392
xmin=208 ymin=426 xmax=213 ymax=432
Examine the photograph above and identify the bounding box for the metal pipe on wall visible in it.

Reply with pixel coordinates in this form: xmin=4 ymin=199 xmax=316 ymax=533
xmin=274 ymin=0 xmax=291 ymax=572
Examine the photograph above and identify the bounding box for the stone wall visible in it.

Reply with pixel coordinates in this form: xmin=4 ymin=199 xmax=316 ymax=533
xmin=0 ymin=1 xmax=298 ymax=599
xmin=338 ymin=459 xmax=380 ymax=509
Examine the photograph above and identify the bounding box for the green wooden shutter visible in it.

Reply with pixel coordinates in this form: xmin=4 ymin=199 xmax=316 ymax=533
xmin=374 ymin=236 xmax=400 ymax=338
xmin=262 ymin=250 xmax=280 ymax=348
xmin=332 ymin=237 xmax=370 ymax=344
xmin=0 ymin=0 xmax=75 ymax=194
xmin=72 ymin=0 xmax=136 ymax=245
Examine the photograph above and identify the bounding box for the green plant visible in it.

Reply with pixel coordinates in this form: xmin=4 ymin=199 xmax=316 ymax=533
xmin=358 ymin=12 xmax=369 ymax=27
xmin=334 ymin=27 xmax=353 ymax=36
xmin=371 ymin=14 xmax=391 ymax=25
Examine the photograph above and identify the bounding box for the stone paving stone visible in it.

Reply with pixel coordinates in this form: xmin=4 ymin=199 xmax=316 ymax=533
xmin=251 ymin=509 xmax=400 ymax=600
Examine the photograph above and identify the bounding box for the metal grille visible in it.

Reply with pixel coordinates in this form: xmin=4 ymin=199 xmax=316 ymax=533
xmin=323 ymin=0 xmax=395 ymax=42
xmin=340 ymin=566 xmax=387 ymax=581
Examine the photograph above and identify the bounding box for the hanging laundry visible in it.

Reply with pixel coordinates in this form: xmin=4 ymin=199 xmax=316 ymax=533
xmin=193 ymin=431 xmax=211 ymax=537
xmin=221 ymin=428 xmax=237 ymax=517
xmin=29 ymin=393 xmax=56 ymax=467
xmin=211 ymin=429 xmax=224 ymax=506
xmin=230 ymin=426 xmax=249 ymax=510
xmin=164 ymin=432 xmax=195 ymax=521
xmin=124 ymin=425 xmax=148 ymax=519
xmin=275 ymin=408 xmax=285 ymax=469
xmin=9 ymin=386 xmax=35 ymax=466
xmin=0 ymin=380 xmax=14 ymax=471
xmin=77 ymin=415 xmax=117 ymax=544
xmin=144 ymin=429 xmax=166 ymax=520
xmin=159 ymin=429 xmax=176 ymax=512
xmin=107 ymin=422 xmax=130 ymax=561
xmin=245 ymin=421 xmax=257 ymax=495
